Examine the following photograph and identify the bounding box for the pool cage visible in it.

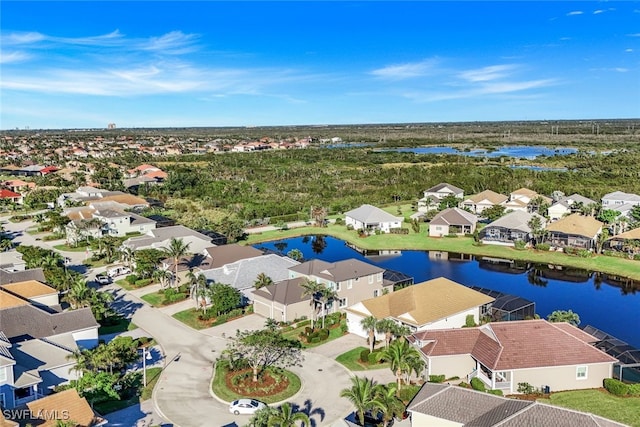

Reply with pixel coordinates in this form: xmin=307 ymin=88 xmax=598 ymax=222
xmin=582 ymin=325 xmax=640 ymax=384
xmin=470 ymin=286 xmax=536 ymax=322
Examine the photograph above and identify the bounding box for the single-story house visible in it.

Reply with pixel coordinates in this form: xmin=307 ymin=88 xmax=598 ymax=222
xmin=481 ymin=210 xmax=546 ymax=246
xmin=604 ymin=226 xmax=640 ymax=256
xmin=26 ymin=388 xmax=106 ymax=426
xmin=545 ymin=213 xmax=603 ymax=250
xmin=345 ymin=277 xmax=494 ymax=338
xmin=410 ymin=319 xmax=617 ymax=394
xmin=198 ymin=244 xmax=264 ymax=271
xmin=0 ymin=189 xmax=22 ymax=205
xmin=200 ymin=254 xmax=299 ymax=292
xmin=461 ymin=190 xmax=509 ymax=215
xmin=344 ymin=204 xmax=403 ymax=233
xmin=601 ymin=191 xmax=640 ymax=209
xmin=428 ymin=207 xmax=478 ymax=237
xmin=121 ymin=225 xmax=214 ymax=254
xmin=252 ymin=277 xmax=311 ymax=323
xmin=407 ymin=382 xmax=626 ymax=427
xmin=548 ymin=194 xmax=597 ymax=221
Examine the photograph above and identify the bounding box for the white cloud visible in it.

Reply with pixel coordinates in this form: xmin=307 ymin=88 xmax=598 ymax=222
xmin=404 ymin=78 xmax=556 ymax=102
xmin=138 ymin=31 xmax=200 ymax=54
xmin=625 ymin=49 xmax=634 ymax=52
xmin=458 ymin=65 xmax=517 ymax=82
xmin=370 ymin=59 xmax=438 ymax=80
xmin=628 ymin=33 xmax=640 ymax=37
xmin=567 ymin=11 xmax=584 ymax=16
xmin=593 ymin=10 xmax=604 ymax=14
xmin=0 ymin=51 xmax=31 ymax=64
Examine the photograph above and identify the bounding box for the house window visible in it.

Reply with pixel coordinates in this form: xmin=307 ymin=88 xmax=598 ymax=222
xmin=336 ymin=282 xmax=341 ymax=292
xmin=377 ymin=273 xmax=383 ymax=282
xmin=339 ymin=298 xmax=348 ymax=308
xmin=576 ymin=366 xmax=588 ymax=380
xmin=373 ymin=290 xmax=379 ymax=297
xmin=347 ymin=280 xmax=352 ymax=289
xmin=0 ymin=367 xmax=6 ymax=382
xmin=368 ymin=275 xmax=373 ymax=284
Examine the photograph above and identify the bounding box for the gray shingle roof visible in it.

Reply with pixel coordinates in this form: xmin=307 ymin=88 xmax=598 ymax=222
xmin=430 ymin=207 xmax=478 ymax=226
xmin=123 ymin=225 xmax=212 ymax=250
xmin=200 ymin=254 xmax=299 ymax=290
xmin=425 ymin=182 xmax=464 ymax=195
xmin=0 ymin=268 xmax=46 ymax=285
xmin=252 ymin=277 xmax=311 ymax=305
xmin=289 ymin=258 xmax=383 ymax=282
xmin=344 ymin=204 xmax=402 ymax=224
xmin=484 ymin=210 xmax=544 ymax=232
xmin=0 ymin=305 xmax=98 ymax=341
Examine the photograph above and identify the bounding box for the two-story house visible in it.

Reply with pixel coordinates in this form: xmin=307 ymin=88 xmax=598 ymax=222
xmin=288 ymin=258 xmax=389 ymax=313
xmin=65 ymin=205 xmax=156 ymax=244
xmin=461 ymin=190 xmax=509 ymax=215
xmin=418 ymin=183 xmax=464 ymax=212
xmin=548 ymin=194 xmax=597 ymax=221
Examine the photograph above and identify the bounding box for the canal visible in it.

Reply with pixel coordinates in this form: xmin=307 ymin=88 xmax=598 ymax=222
xmin=254 ymin=235 xmax=640 ymax=348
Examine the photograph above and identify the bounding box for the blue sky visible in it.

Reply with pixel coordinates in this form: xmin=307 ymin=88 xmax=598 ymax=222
xmin=1 ymin=1 xmax=639 ymax=129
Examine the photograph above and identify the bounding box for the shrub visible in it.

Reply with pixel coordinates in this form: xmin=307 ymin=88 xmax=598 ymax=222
xmin=346 ymin=224 xmax=354 ymax=230
xmin=604 ymin=378 xmax=629 ymax=396
xmin=517 ymin=382 xmax=535 ymax=394
xmin=340 ymin=323 xmax=349 ymax=334
xmin=514 ymin=240 xmax=527 ymax=250
xmin=487 ymin=389 xmax=503 ymax=396
xmin=457 ymin=381 xmax=470 ymax=389
xmin=360 ymin=349 xmax=370 ymax=363
xmin=577 ymin=249 xmax=592 ymax=258
xmin=470 ymin=377 xmax=486 ymax=392
xmin=628 ymin=383 xmax=640 ymax=396
xmin=334 ymin=217 xmax=344 ymax=225
xmin=199 ymin=311 xmax=214 ymax=321
xmin=310 ymin=336 xmax=321 ymax=344
xmin=428 ymin=375 xmax=446 ymax=383
xmin=535 ymin=243 xmax=551 ymax=251
xmin=397 ymin=384 xmax=421 ymax=403
xmin=389 ymin=228 xmax=409 ymax=235
xmin=135 ymin=278 xmax=152 ymax=287
xmin=296 ymin=319 xmax=311 ymax=328
xmin=318 ymin=329 xmax=330 ymax=341
xmin=368 ymin=352 xmax=380 ymax=365
xmin=126 ymin=274 xmax=139 ymax=285
xmin=464 ymin=314 xmax=477 ymax=328
xmin=445 ymin=233 xmax=459 ymax=238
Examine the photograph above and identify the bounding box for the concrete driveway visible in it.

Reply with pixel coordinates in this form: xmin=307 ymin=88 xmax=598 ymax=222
xmin=113 ymin=290 xmax=354 ymax=427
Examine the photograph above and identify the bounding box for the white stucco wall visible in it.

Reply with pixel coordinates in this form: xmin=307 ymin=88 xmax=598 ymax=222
xmin=71 ymin=328 xmax=99 ymax=350
xmin=416 ymin=308 xmax=478 ymax=332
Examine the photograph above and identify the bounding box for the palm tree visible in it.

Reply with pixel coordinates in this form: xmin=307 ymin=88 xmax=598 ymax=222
xmin=188 ymin=270 xmax=208 ymax=312
xmin=120 ymin=246 xmax=136 ymax=270
xmin=378 ymin=338 xmax=424 ymax=390
xmin=153 ymin=268 xmax=174 ymax=290
xmin=267 ymin=402 xmax=311 ymax=427
xmin=372 ymin=383 xmax=405 ymax=426
xmin=163 ymin=237 xmax=191 ymax=288
xmin=340 ymin=376 xmax=381 ymax=426
xmin=361 ymin=316 xmax=379 ymax=353
xmin=0 ymin=237 xmax=13 ymax=252
xmin=319 ymin=286 xmax=338 ymax=329
xmin=64 ymin=277 xmax=92 ymax=309
xmin=286 ymin=248 xmax=304 ymax=262
xmin=38 ymin=252 xmax=64 ymax=268
xmin=254 ymin=272 xmax=273 ymax=290
xmin=300 ymin=279 xmax=323 ymax=329
xmin=375 ymin=319 xmax=397 ymax=348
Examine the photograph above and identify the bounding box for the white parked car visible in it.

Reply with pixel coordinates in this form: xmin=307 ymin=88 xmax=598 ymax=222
xmin=106 ymin=265 xmax=132 ymax=278
xmin=95 ymin=274 xmax=111 ymax=285
xmin=228 ymin=399 xmax=267 ymax=415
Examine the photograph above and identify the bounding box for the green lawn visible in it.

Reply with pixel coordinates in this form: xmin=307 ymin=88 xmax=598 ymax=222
xmin=98 ymin=316 xmax=135 ymax=335
xmin=335 ymin=347 xmax=391 ymax=371
xmin=211 ymin=362 xmax=301 ymax=404
xmin=245 ymin=224 xmax=640 ymax=281
xmin=172 ymin=308 xmax=209 ymax=330
xmin=538 ymin=389 xmax=640 ymax=427
xmin=53 ymin=243 xmax=90 ymax=252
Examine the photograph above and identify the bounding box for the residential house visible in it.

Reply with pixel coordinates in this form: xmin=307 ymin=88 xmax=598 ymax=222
xmin=289 ymin=258 xmax=388 ymax=313
xmin=200 ymin=254 xmax=299 ymax=293
xmin=504 ymin=188 xmax=552 ymax=212
xmin=124 ymin=164 xmax=168 ymax=191
xmin=1 ymin=179 xmax=36 ymax=194
xmin=121 ymin=225 xmax=214 ymax=254
xmin=601 ymin=191 xmax=640 ymax=219
xmin=481 ymin=210 xmax=546 ymax=246
xmin=345 ymin=277 xmax=494 ymax=338
xmin=198 ymin=244 xmax=264 ymax=271
xmin=0 ymin=268 xmax=46 ymax=286
xmin=545 ymin=213 xmax=603 ymax=250
xmin=418 ymin=183 xmax=464 ymax=212
xmin=0 ymin=190 xmax=22 ymax=205
xmin=252 ymin=277 xmax=311 ymax=323
xmin=407 ymin=383 xmax=626 ymax=427
xmin=410 ymin=319 xmax=617 ymax=394
xmin=57 ymin=186 xmax=149 ymax=209
xmin=344 ymin=204 xmax=403 ymax=233
xmin=604 ymin=226 xmax=640 ymax=256
xmin=0 ymin=251 xmax=26 ymax=273
xmin=548 ymin=194 xmax=598 ymax=221
xmin=461 ymin=190 xmax=509 ymax=215
xmin=0 ymin=165 xmax=57 ymax=177
xmin=0 ymin=281 xmax=59 ymax=309
xmin=26 ymin=388 xmax=106 ymax=426
xmin=65 ymin=205 xmax=157 ymax=244
xmin=428 ymin=207 xmax=478 ymax=237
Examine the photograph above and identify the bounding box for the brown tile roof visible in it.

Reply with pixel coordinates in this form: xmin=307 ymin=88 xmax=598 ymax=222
xmin=429 ymin=207 xmax=478 ymax=227
xmin=26 ymin=389 xmax=97 ymax=427
xmin=347 ymin=277 xmax=494 ymax=327
xmin=607 ymin=226 xmax=640 ymax=241
xmin=546 ymin=213 xmax=603 ymax=238
xmin=66 ymin=209 xmax=96 ymax=221
xmin=0 ymin=412 xmax=19 ymax=427
xmin=253 ymin=277 xmax=311 ymax=305
xmin=413 ymin=320 xmax=617 ymax=370
xmin=1 ymin=280 xmax=57 ymax=298
xmin=510 ymin=187 xmax=538 ymax=196
xmin=94 ymin=193 xmax=148 ymax=206
xmin=202 ymin=244 xmax=264 ymax=270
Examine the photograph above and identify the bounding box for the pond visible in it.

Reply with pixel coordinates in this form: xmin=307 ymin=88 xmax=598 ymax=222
xmin=384 ymin=145 xmax=578 ymax=159
xmin=254 ymin=236 xmax=640 ymax=348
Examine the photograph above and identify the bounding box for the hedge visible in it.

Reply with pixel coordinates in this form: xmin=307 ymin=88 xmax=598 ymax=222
xmin=470 ymin=377 xmax=486 ymax=392
xmin=428 ymin=375 xmax=445 ymax=383
xmin=360 ymin=349 xmax=370 ymax=363
xmin=604 ymin=378 xmax=640 ymax=396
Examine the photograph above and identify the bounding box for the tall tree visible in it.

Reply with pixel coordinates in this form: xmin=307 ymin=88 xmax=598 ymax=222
xmin=162 ymin=237 xmax=191 ymax=288
xmin=339 ymin=376 xmax=381 ymax=426
xmin=361 ymin=316 xmax=379 ymax=353
xmin=547 ymin=310 xmax=581 ymax=326
xmin=267 ymin=402 xmax=311 ymax=427
xmin=223 ymin=328 xmax=303 ymax=383
xmin=375 ymin=319 xmax=397 ymax=348
xmin=378 ymin=338 xmax=424 ymax=390
xmin=528 ymin=215 xmax=547 ymax=246
xmin=300 ymin=279 xmax=323 ymax=329
xmin=372 ymin=383 xmax=405 ymax=426
xmin=319 ymin=286 xmax=338 ymax=329
xmin=120 ymin=246 xmax=136 ymax=270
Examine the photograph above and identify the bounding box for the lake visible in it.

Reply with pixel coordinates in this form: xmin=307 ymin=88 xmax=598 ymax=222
xmin=385 ymin=145 xmax=578 ymax=159
xmin=254 ymin=236 xmax=640 ymax=348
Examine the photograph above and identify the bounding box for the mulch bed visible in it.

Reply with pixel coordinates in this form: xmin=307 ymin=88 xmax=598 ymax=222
xmin=225 ymin=368 xmax=290 ymax=397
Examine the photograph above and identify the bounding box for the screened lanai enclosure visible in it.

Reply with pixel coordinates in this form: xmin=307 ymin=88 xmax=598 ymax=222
xmin=582 ymin=325 xmax=640 ymax=384
xmin=470 ymin=286 xmax=536 ymax=322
